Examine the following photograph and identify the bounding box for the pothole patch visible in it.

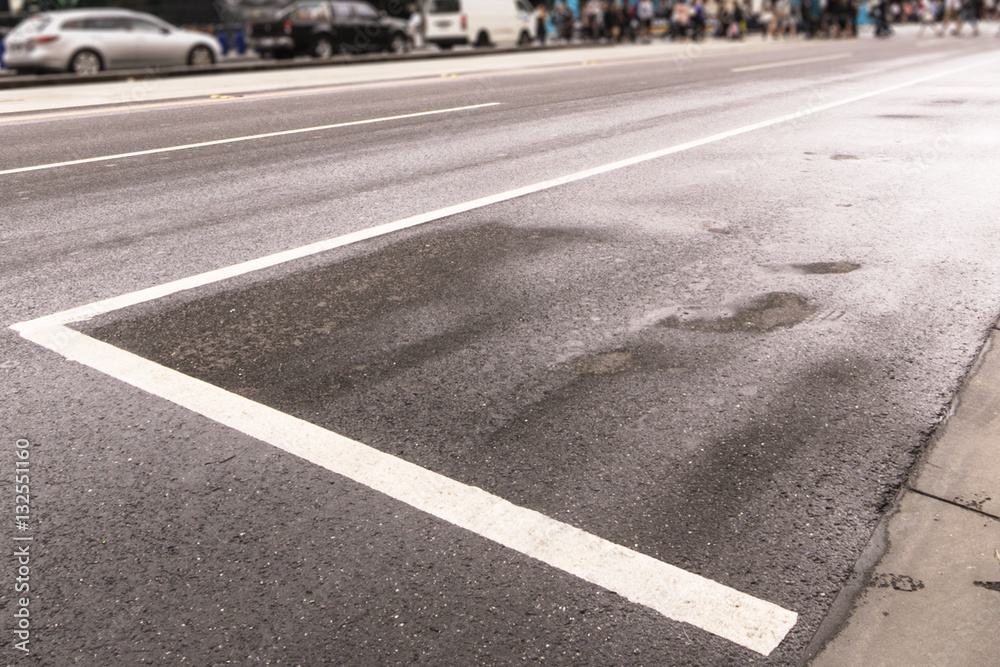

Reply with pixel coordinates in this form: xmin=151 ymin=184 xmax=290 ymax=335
xmin=765 ymin=262 xmax=860 ymax=275
xmin=791 ymin=261 xmax=861 ymax=275
xmin=658 ymin=292 xmax=815 ymax=333
xmin=702 ymin=221 xmax=733 ymax=235
xmin=567 ymin=350 xmax=638 ymax=375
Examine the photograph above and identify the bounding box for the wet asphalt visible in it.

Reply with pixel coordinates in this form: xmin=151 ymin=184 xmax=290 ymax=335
xmin=3 ymin=32 xmax=1000 ymax=665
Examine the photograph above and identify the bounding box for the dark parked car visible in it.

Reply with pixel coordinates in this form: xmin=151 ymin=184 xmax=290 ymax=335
xmin=247 ymin=0 xmax=411 ymax=59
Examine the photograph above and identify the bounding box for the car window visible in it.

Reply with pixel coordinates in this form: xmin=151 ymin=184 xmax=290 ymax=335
xmin=290 ymin=2 xmax=332 ymax=20
xmin=350 ymin=2 xmax=379 ymax=20
xmin=331 ymin=2 xmax=352 ymax=19
xmin=130 ymin=18 xmax=166 ymax=33
xmin=428 ymin=0 xmax=461 ymax=13
xmin=84 ymin=16 xmax=131 ymax=31
xmin=516 ymin=0 xmax=533 ymax=13
xmin=10 ymin=14 xmax=51 ymax=38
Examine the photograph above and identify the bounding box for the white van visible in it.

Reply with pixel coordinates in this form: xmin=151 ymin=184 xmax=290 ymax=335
xmin=423 ymin=0 xmax=535 ymax=49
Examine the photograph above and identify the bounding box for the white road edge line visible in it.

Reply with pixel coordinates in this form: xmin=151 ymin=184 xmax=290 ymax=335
xmin=0 ymin=103 xmax=500 ymax=176
xmin=731 ymin=52 xmax=853 ymax=73
xmin=11 ymin=52 xmax=1000 ymax=656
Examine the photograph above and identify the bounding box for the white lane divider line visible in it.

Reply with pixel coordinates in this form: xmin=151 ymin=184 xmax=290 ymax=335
xmin=732 ymin=52 xmax=853 ymax=73
xmin=11 ymin=52 xmax=1000 ymax=656
xmin=0 ymin=103 xmax=499 ymax=176
xmin=10 ymin=320 xmax=798 ymax=656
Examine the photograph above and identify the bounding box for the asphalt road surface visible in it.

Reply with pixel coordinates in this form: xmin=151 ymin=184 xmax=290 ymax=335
xmin=3 ymin=31 xmax=1000 ymax=665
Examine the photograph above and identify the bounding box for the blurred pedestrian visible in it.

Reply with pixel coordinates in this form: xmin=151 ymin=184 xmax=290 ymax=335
xmin=775 ymin=0 xmax=796 ymax=37
xmin=604 ymin=1 xmax=621 ymax=41
xmin=720 ymin=1 xmax=745 ymax=38
xmin=585 ymin=0 xmax=605 ymax=39
xmin=827 ymin=0 xmax=852 ymax=37
xmin=672 ymin=0 xmax=693 ymax=39
xmin=938 ymin=0 xmax=962 ymax=33
xmin=691 ymin=0 xmax=707 ymax=39
xmin=959 ymin=0 xmax=980 ymax=35
xmin=916 ymin=0 xmax=938 ymax=35
xmin=760 ymin=0 xmax=776 ymax=38
xmin=536 ymin=3 xmax=549 ymax=44
xmin=873 ymin=0 xmax=893 ymax=35
xmin=407 ymin=2 xmax=425 ymax=48
xmin=553 ymin=0 xmax=575 ymax=41
xmin=637 ymin=0 xmax=654 ymax=41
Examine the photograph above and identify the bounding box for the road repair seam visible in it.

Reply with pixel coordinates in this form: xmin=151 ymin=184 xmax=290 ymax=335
xmin=908 ymin=488 xmax=1000 ymax=521
xmin=0 ymin=103 xmax=499 ymax=175
xmin=10 ymin=51 xmax=1000 ymax=657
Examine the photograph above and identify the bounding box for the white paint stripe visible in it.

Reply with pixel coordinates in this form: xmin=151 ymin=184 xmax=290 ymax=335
xmin=731 ymin=52 xmax=853 ymax=72
xmin=11 ymin=320 xmax=797 ymax=655
xmin=0 ymin=103 xmax=499 ymax=176
xmin=11 ymin=52 xmax=1000 ymax=655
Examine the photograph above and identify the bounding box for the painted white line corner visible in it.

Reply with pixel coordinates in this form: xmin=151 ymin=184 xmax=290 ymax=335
xmin=11 ymin=51 xmax=1000 ymax=656
xmin=11 ymin=319 xmax=797 ymax=656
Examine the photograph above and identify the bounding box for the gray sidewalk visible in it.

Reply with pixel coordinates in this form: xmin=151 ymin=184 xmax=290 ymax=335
xmin=809 ymin=324 xmax=1000 ymax=666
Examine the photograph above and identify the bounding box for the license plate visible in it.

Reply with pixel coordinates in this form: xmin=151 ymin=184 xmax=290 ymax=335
xmin=434 ymin=20 xmax=452 ymax=28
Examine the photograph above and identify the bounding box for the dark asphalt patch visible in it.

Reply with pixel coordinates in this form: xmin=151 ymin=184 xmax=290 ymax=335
xmin=80 ymin=215 xmax=910 ymax=661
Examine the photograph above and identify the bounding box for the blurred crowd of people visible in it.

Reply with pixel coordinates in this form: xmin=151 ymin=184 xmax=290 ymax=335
xmin=535 ymin=0 xmax=999 ymax=42
xmin=873 ymin=0 xmax=996 ymax=36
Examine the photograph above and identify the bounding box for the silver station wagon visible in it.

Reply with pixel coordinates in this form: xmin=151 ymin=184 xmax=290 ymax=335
xmin=3 ymin=8 xmax=221 ymax=75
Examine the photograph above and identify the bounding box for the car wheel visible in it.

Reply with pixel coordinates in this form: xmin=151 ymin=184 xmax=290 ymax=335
xmin=438 ymin=43 xmax=453 ymax=50
xmin=313 ymin=35 xmax=334 ymax=59
xmin=69 ymin=49 xmax=102 ymax=75
xmin=475 ymin=31 xmax=490 ymax=47
xmin=188 ymin=45 xmax=215 ymax=67
xmin=517 ymin=30 xmax=532 ymax=46
xmin=389 ymin=33 xmax=408 ymax=54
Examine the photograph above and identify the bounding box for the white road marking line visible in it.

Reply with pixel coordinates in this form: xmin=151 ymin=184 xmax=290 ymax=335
xmin=0 ymin=103 xmax=499 ymax=176
xmin=731 ymin=52 xmax=853 ymax=72
xmin=18 ymin=54 xmax=1000 ymax=333
xmin=10 ymin=322 xmax=797 ymax=655
xmin=10 ymin=52 xmax=1000 ymax=656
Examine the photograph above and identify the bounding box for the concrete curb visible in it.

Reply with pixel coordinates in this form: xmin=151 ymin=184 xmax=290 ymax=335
xmin=808 ymin=321 xmax=1000 ymax=665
